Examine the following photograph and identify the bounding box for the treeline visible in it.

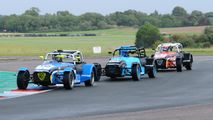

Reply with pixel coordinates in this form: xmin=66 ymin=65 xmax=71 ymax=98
xmin=136 ymin=23 xmax=213 ymax=48
xmin=0 ymin=6 xmax=213 ymax=32
xmin=169 ymin=26 xmax=213 ymax=48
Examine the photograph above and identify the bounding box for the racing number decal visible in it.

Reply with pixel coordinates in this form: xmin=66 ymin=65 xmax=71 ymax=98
xmin=38 ymin=72 xmax=46 ymax=81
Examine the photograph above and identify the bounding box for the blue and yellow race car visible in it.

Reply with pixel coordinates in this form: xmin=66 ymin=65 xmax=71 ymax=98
xmin=104 ymin=46 xmax=157 ymax=80
xmin=17 ymin=50 xmax=101 ymax=90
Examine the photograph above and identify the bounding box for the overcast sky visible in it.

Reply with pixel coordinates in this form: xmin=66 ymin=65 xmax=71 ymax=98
xmin=0 ymin=0 xmax=212 ymax=15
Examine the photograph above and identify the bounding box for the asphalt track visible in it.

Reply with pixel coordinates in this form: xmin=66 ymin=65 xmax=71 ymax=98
xmin=0 ymin=56 xmax=213 ymax=120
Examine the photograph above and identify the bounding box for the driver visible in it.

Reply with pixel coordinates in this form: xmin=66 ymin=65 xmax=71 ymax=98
xmin=52 ymin=55 xmax=62 ymax=62
xmin=120 ymin=50 xmax=129 ymax=57
xmin=76 ymin=55 xmax=81 ymax=62
xmin=161 ymin=46 xmax=169 ymax=52
xmin=74 ymin=54 xmax=81 ymax=63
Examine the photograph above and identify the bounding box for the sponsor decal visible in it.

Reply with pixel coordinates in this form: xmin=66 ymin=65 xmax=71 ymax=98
xmin=38 ymin=72 xmax=46 ymax=81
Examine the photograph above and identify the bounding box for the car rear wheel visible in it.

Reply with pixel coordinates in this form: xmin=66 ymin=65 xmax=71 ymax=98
xmin=17 ymin=71 xmax=30 ymax=89
xmin=148 ymin=65 xmax=157 ymax=78
xmin=185 ymin=56 xmax=193 ymax=70
xmin=93 ymin=63 xmax=102 ymax=81
xmin=176 ymin=58 xmax=182 ymax=72
xmin=185 ymin=62 xmax=192 ymax=70
xmin=63 ymin=71 xmax=75 ymax=90
xmin=84 ymin=70 xmax=95 ymax=87
xmin=132 ymin=64 xmax=140 ymax=81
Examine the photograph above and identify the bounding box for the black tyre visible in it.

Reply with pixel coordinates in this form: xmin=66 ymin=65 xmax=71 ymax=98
xmin=84 ymin=70 xmax=95 ymax=87
xmin=63 ymin=71 xmax=75 ymax=90
xmin=17 ymin=71 xmax=30 ymax=89
xmin=148 ymin=65 xmax=157 ymax=78
xmin=185 ymin=55 xmax=193 ymax=70
xmin=132 ymin=64 xmax=140 ymax=81
xmin=155 ymin=64 xmax=159 ymax=72
xmin=185 ymin=62 xmax=192 ymax=70
xmin=176 ymin=58 xmax=182 ymax=72
xmin=93 ymin=63 xmax=102 ymax=81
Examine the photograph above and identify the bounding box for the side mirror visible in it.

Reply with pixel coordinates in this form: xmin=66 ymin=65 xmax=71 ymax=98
xmin=39 ymin=56 xmax=44 ymax=60
xmin=108 ymin=52 xmax=112 ymax=54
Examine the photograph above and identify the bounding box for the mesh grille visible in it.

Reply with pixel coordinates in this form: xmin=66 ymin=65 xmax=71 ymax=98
xmin=33 ymin=72 xmax=51 ymax=85
xmin=105 ymin=65 xmax=122 ymax=77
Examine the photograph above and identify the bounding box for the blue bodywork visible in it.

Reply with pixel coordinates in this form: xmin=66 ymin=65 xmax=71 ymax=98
xmin=109 ymin=56 xmax=145 ymax=75
xmin=18 ymin=51 xmax=95 ymax=87
xmin=105 ymin=45 xmax=156 ymax=79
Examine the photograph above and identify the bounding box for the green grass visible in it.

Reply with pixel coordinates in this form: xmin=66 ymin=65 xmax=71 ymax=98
xmin=0 ymin=33 xmax=135 ymax=56
xmin=184 ymin=48 xmax=213 ymax=55
xmin=0 ymin=26 xmax=213 ymax=56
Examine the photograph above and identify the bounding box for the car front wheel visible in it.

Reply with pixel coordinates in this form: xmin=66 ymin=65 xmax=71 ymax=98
xmin=84 ymin=70 xmax=95 ymax=87
xmin=17 ymin=71 xmax=30 ymax=89
xmin=63 ymin=71 xmax=75 ymax=90
xmin=132 ymin=64 xmax=140 ymax=81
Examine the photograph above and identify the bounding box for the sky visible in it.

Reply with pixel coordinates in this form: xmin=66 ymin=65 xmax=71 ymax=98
xmin=0 ymin=0 xmax=212 ymax=15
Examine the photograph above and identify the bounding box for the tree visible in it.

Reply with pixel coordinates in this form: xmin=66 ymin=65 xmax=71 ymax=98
xmin=80 ymin=12 xmax=105 ymax=27
xmin=4 ymin=15 xmax=20 ymax=32
xmin=204 ymin=26 xmax=213 ymax=35
xmin=191 ymin=10 xmax=203 ymax=17
xmin=186 ymin=10 xmax=203 ymax=26
xmin=0 ymin=6 xmax=212 ymax=32
xmin=135 ymin=23 xmax=161 ymax=48
xmin=172 ymin=6 xmax=187 ymax=17
xmin=108 ymin=10 xmax=140 ymax=26
xmin=0 ymin=16 xmax=3 ymax=31
xmin=79 ymin=21 xmax=93 ymax=30
xmin=204 ymin=27 xmax=213 ymax=44
xmin=57 ymin=11 xmax=70 ymax=16
xmin=23 ymin=7 xmax=40 ymax=16
xmin=97 ymin=21 xmax=108 ymax=29
xmin=56 ymin=11 xmax=78 ymax=31
xmin=160 ymin=14 xmax=176 ymax=27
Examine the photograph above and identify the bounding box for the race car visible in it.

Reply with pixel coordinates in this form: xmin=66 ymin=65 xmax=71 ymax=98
xmin=104 ymin=45 xmax=157 ymax=80
xmin=17 ymin=50 xmax=102 ymax=90
xmin=153 ymin=43 xmax=193 ymax=72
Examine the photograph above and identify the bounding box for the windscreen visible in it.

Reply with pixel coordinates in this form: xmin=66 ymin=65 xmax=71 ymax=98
xmin=45 ymin=53 xmax=74 ymax=63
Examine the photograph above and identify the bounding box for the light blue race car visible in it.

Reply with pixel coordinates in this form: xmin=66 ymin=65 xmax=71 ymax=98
xmin=104 ymin=46 xmax=157 ymax=80
xmin=17 ymin=50 xmax=102 ymax=90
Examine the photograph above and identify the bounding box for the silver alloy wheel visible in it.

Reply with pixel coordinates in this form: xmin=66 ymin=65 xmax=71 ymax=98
xmin=70 ymin=73 xmax=75 ymax=88
xmin=91 ymin=72 xmax=95 ymax=85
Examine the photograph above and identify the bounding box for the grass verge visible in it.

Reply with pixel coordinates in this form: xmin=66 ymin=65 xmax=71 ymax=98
xmin=0 ymin=26 xmax=212 ymax=56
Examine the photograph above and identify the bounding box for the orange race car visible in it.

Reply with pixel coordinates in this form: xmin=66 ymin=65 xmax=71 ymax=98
xmin=153 ymin=43 xmax=193 ymax=72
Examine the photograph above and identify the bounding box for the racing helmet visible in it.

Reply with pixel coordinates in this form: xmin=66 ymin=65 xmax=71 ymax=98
xmin=162 ymin=46 xmax=169 ymax=51
xmin=52 ymin=55 xmax=62 ymax=62
xmin=74 ymin=54 xmax=81 ymax=63
xmin=120 ymin=50 xmax=129 ymax=57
